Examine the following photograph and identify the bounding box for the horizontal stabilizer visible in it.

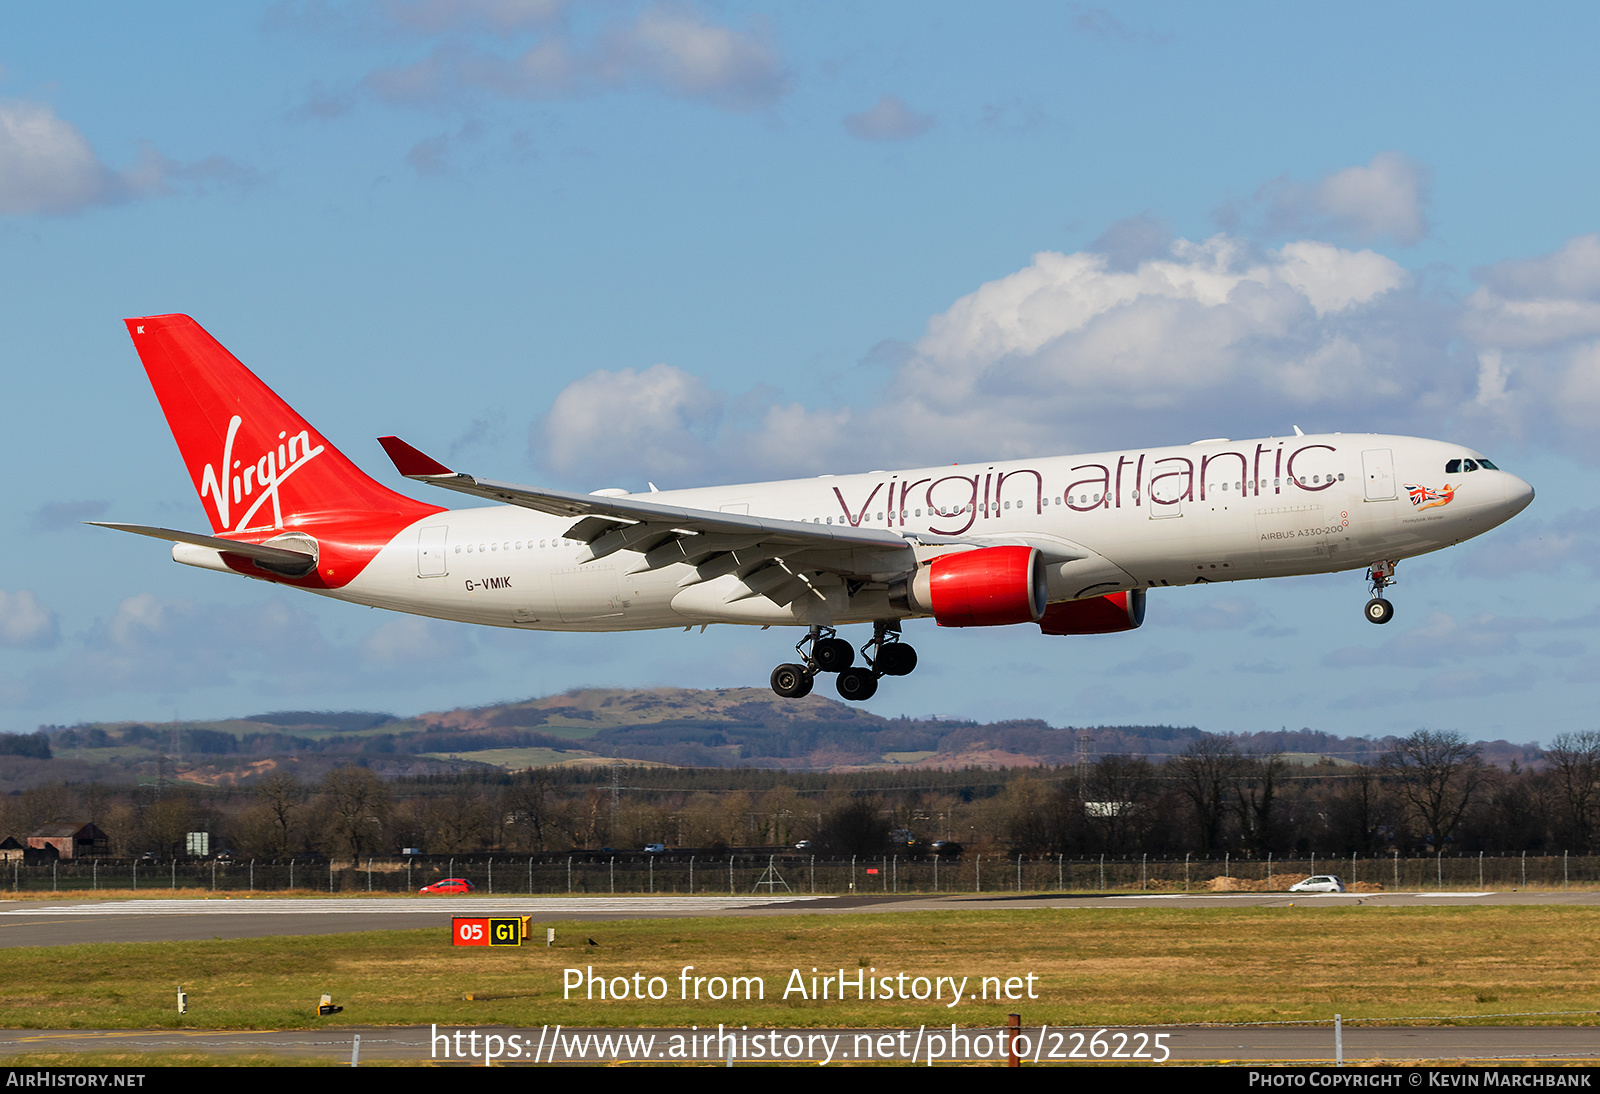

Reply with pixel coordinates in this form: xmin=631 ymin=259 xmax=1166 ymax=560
xmin=88 ymin=522 xmax=317 ymax=572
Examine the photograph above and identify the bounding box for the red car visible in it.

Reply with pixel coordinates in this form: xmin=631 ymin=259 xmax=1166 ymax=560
xmin=418 ymin=878 xmax=475 ymax=894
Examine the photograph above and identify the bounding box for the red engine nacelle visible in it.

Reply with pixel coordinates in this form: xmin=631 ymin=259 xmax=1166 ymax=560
xmin=891 ymin=545 xmax=1047 ymax=627
xmin=1037 ymin=589 xmax=1147 ymax=635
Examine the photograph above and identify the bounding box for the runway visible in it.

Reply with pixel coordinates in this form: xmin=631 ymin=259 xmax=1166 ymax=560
xmin=0 ymin=894 xmax=830 ymax=946
xmin=2 ymin=889 xmax=1598 ymax=947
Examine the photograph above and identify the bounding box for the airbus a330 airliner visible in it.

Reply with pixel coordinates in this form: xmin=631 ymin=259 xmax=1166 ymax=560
xmin=97 ymin=315 xmax=1534 ymax=702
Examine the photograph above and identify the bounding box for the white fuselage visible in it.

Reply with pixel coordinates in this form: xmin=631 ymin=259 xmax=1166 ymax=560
xmin=181 ymin=432 xmax=1532 ymax=632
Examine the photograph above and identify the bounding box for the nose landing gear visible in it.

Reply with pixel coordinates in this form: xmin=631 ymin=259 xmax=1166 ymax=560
xmin=768 ymin=622 xmax=919 ymax=701
xmin=1364 ymin=561 xmax=1397 ymax=624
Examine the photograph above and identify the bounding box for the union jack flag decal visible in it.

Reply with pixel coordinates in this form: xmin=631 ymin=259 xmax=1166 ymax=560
xmin=1404 ymin=483 xmax=1456 ymax=511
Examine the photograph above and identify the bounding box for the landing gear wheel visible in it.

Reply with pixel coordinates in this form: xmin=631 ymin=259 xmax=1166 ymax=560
xmin=876 ymin=643 xmax=917 ymax=677
xmin=835 ymin=667 xmax=878 ymax=702
xmin=1364 ymin=561 xmax=1398 ymax=624
xmin=813 ymin=637 xmax=854 ymax=673
xmin=770 ymin=663 xmax=814 ymax=698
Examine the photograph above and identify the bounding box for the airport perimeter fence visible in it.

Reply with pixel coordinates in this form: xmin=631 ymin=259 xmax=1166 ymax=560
xmin=4 ymin=849 xmax=1598 ymax=896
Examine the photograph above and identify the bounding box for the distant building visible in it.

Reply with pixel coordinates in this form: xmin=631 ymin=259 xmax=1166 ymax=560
xmin=0 ymin=836 xmax=22 ymax=863
xmin=26 ymin=823 xmax=110 ymax=860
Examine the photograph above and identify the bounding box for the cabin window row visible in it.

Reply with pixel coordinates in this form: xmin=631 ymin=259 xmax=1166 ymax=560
xmin=456 ymin=540 xmax=576 ymax=553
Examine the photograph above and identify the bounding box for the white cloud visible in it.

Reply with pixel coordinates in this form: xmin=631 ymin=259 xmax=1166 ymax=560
xmin=406 ymin=120 xmax=484 ymax=174
xmin=1465 ymin=234 xmax=1600 ymax=349
xmin=1322 ymin=610 xmax=1521 ymax=669
xmin=875 ymin=234 xmax=1426 ymax=458
xmin=1461 ymin=234 xmax=1600 ymax=451
xmin=0 ymin=100 xmax=121 ymax=215
xmin=844 ymin=95 xmax=934 ymax=142
xmin=0 ymin=590 xmax=59 ymax=650
xmin=0 ymin=591 xmax=487 ymax=710
xmin=533 ymin=230 xmax=1452 ymax=480
xmin=1478 ymin=233 xmax=1600 ymax=302
xmin=1255 ymin=152 xmax=1432 ymax=246
xmin=266 ymin=0 xmax=567 ymax=39
xmin=93 ymin=593 xmax=334 ymax=691
xmin=540 ymin=362 xmax=723 ymax=480
xmin=381 ymin=0 xmax=569 ymax=35
xmin=361 ymin=616 xmax=475 ymax=665
xmin=518 ymin=142 xmax=1600 ymax=479
xmin=1089 ymin=214 xmax=1173 ymax=272
xmin=1273 ymin=240 xmax=1411 ymax=316
xmin=0 ymin=99 xmax=261 ymax=216
xmin=362 ymin=4 xmax=787 ymax=112
xmin=605 ymin=7 xmax=787 ymax=111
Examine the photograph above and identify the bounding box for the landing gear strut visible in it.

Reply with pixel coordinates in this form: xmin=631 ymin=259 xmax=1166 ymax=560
xmin=1364 ymin=561 xmax=1397 ymax=625
xmin=768 ymin=622 xmax=919 ymax=701
xmin=862 ymin=620 xmax=917 ymax=678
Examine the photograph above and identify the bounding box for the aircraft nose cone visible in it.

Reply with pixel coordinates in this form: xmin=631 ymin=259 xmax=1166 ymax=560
xmin=1485 ymin=472 xmax=1534 ymax=524
xmin=1503 ymin=473 xmax=1535 ymax=516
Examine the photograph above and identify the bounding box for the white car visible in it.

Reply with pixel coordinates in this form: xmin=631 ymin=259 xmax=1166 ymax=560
xmin=1289 ymin=875 xmax=1346 ymax=893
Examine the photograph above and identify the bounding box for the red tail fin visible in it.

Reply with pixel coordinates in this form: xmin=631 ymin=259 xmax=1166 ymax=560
xmin=125 ymin=315 xmax=437 ymax=534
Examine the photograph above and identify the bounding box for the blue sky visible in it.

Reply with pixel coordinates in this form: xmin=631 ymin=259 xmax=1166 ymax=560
xmin=2 ymin=2 xmax=1597 ymax=744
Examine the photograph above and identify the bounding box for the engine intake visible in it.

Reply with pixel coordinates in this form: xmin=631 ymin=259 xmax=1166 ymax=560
xmin=891 ymin=545 xmax=1047 ymax=627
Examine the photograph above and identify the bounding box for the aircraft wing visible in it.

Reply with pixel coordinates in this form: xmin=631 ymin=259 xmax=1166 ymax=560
xmin=377 ymin=437 xmax=922 ymax=593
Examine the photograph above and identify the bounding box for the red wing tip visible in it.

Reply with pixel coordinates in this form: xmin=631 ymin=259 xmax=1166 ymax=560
xmin=378 ymin=435 xmax=455 ymax=477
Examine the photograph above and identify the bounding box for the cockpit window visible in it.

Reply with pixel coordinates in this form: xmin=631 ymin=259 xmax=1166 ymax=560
xmin=1478 ymin=459 xmax=1498 ymax=470
xmin=1446 ymin=459 xmax=1461 ymax=473
xmin=1446 ymin=457 xmax=1496 ymax=473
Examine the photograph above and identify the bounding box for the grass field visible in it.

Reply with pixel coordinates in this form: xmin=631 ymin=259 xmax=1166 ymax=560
xmin=1 ymin=905 xmax=1595 ymax=1032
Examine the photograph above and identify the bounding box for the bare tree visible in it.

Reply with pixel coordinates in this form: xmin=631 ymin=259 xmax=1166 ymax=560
xmin=993 ymin=777 xmax=1058 ymax=855
xmin=429 ymin=789 xmax=491 ymax=853
xmin=1326 ymin=764 xmax=1388 ymax=853
xmin=254 ymin=772 xmax=303 ymax=858
xmin=1234 ymin=751 xmax=1288 ymax=856
xmin=817 ymin=795 xmax=887 ymax=856
xmin=320 ymin=766 xmax=389 ymax=865
xmin=504 ymin=772 xmax=557 ymax=851
xmin=1382 ymin=730 xmax=1484 ymax=850
xmin=1082 ymin=755 xmax=1158 ymax=855
xmin=1546 ymin=731 xmax=1600 ymax=853
xmin=140 ymin=794 xmax=196 ymax=857
xmin=1172 ymin=736 xmax=1241 ymax=853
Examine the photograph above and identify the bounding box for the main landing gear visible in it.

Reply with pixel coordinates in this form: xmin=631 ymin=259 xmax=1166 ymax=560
xmin=1364 ymin=560 xmax=1397 ymax=625
xmin=769 ymin=622 xmax=918 ymax=702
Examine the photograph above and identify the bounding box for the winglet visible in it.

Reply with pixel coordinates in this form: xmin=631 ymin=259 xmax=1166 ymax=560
xmin=377 ymin=436 xmax=455 ymax=478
